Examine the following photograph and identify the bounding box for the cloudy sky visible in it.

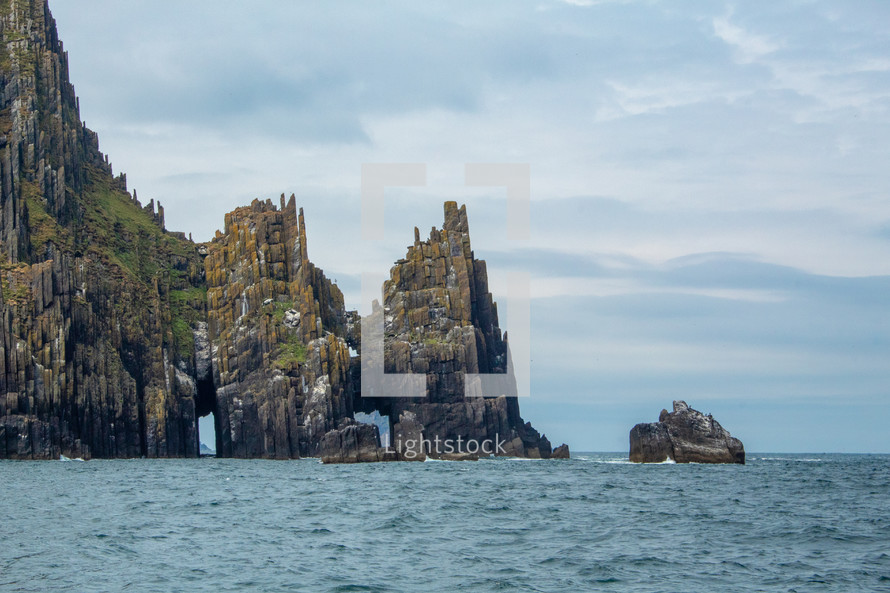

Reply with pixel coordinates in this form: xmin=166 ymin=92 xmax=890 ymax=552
xmin=51 ymin=0 xmax=890 ymax=452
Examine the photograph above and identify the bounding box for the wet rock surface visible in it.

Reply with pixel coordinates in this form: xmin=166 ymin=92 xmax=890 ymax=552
xmin=320 ymin=422 xmax=387 ymax=464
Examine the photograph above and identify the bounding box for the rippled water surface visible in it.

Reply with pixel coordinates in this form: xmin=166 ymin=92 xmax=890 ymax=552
xmin=2 ymin=454 xmax=889 ymax=592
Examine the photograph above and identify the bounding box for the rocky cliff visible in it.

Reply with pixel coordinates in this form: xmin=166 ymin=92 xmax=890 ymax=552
xmin=0 ymin=0 xmax=205 ymax=459
xmin=0 ymin=0 xmax=566 ymax=461
xmin=203 ymin=197 xmax=357 ymax=458
xmin=348 ymin=201 xmax=568 ymax=460
xmin=629 ymin=401 xmax=745 ymax=464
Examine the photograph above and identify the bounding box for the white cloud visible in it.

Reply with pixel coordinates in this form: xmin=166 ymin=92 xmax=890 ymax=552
xmin=712 ymin=13 xmax=781 ymax=64
xmin=770 ymin=60 xmax=890 ymax=122
xmin=602 ymin=78 xmax=749 ymax=118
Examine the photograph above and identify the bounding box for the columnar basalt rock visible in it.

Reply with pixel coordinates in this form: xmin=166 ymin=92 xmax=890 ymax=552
xmin=1 ymin=0 xmax=204 ymax=459
xmin=203 ymin=197 xmax=356 ymax=458
xmin=0 ymin=241 xmax=206 ymax=460
xmin=350 ymin=201 xmax=569 ymax=460
xmin=2 ymin=0 xmax=86 ymax=261
xmin=1 ymin=0 xmax=569 ymax=461
xmin=629 ymin=400 xmax=745 ymax=464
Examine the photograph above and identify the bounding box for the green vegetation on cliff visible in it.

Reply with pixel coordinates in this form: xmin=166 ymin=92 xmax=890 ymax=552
xmin=79 ymin=165 xmax=192 ymax=283
xmin=170 ymin=285 xmax=207 ymax=356
xmin=0 ymin=0 xmax=208 ymax=459
xmin=22 ymin=179 xmax=70 ymax=253
xmin=273 ymin=333 xmax=308 ymax=369
xmin=0 ymin=260 xmax=29 ymax=302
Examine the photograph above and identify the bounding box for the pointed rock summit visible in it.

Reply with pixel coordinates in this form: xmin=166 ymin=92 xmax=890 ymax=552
xmin=344 ymin=201 xmax=569 ymax=461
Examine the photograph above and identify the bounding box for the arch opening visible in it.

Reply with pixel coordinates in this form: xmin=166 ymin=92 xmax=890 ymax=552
xmin=198 ymin=413 xmax=217 ymax=456
xmin=195 ymin=372 xmax=219 ymax=457
xmin=355 ymin=410 xmax=391 ymax=449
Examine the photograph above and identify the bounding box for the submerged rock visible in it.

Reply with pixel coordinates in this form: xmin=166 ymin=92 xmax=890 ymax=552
xmin=629 ymin=401 xmax=745 ymax=464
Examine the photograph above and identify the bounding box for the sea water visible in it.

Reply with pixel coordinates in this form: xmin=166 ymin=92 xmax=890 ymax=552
xmin=1 ymin=454 xmax=888 ymax=592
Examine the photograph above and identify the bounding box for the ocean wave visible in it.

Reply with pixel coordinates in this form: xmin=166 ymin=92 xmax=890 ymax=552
xmin=4 ymin=454 xmax=887 ymax=593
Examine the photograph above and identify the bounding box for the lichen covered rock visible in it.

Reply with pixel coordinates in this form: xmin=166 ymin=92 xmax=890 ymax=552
xmin=1 ymin=0 xmax=204 ymax=459
xmin=204 ymin=198 xmax=357 ymax=458
xmin=0 ymin=1 xmax=569 ymax=462
xmin=353 ymin=201 xmax=568 ymax=460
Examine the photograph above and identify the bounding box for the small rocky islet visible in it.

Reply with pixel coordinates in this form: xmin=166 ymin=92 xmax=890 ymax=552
xmin=629 ymin=401 xmax=745 ymax=464
xmin=0 ymin=0 xmax=567 ymax=462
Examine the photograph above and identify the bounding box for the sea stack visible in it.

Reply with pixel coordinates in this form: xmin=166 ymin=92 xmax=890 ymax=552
xmin=629 ymin=401 xmax=745 ymax=464
xmin=344 ymin=201 xmax=570 ymax=462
